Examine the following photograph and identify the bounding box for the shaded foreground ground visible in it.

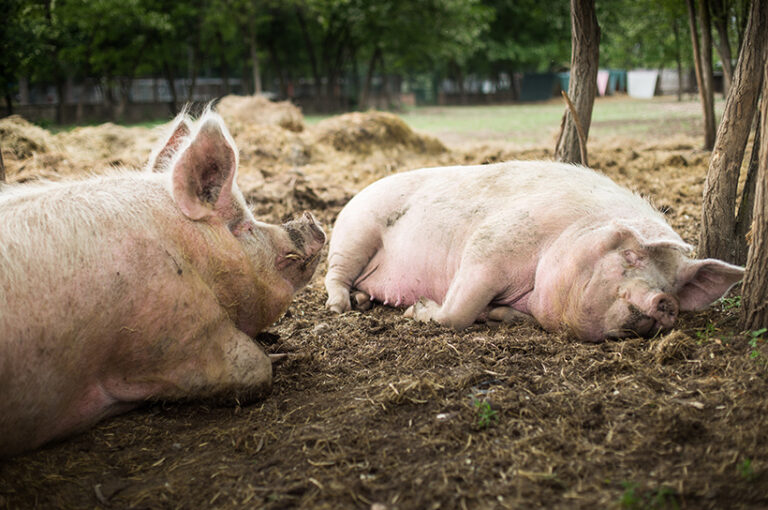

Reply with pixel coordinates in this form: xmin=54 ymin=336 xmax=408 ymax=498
xmin=1 ymin=97 xmax=766 ymax=509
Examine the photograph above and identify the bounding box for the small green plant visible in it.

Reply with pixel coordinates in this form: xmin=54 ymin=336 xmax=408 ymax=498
xmin=620 ymin=481 xmax=679 ymax=509
xmin=739 ymin=458 xmax=756 ymax=481
xmin=748 ymin=328 xmax=767 ymax=361
xmin=720 ymin=295 xmax=742 ymax=310
xmin=473 ymin=399 xmax=498 ymax=428
xmin=695 ymin=322 xmax=718 ymax=343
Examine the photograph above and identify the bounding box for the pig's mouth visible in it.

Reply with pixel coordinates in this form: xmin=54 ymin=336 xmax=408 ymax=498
xmin=612 ymin=305 xmax=667 ymax=338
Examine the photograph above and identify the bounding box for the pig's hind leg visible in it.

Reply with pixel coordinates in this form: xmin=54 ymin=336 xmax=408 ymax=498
xmin=325 ymin=218 xmax=382 ymax=313
xmin=405 ymin=263 xmax=502 ymax=330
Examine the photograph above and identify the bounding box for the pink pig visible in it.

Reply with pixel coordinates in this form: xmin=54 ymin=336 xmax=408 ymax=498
xmin=0 ymin=111 xmax=325 ymax=457
xmin=325 ymin=161 xmax=743 ymax=342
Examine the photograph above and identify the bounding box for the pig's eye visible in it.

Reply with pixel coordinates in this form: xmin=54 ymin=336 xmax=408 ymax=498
xmin=284 ymin=252 xmax=302 ymax=261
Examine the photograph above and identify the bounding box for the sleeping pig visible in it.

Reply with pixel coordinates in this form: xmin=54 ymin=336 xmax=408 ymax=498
xmin=0 ymin=111 xmax=325 ymax=457
xmin=325 ymin=161 xmax=743 ymax=342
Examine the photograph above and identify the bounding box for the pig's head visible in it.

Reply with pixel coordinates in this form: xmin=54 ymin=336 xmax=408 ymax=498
xmin=161 ymin=110 xmax=325 ymax=331
xmin=530 ymin=221 xmax=744 ymax=342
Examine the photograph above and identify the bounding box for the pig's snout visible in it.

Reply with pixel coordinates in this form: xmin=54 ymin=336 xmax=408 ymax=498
xmin=650 ymin=293 xmax=679 ymax=329
xmin=301 ymin=211 xmax=326 ymax=244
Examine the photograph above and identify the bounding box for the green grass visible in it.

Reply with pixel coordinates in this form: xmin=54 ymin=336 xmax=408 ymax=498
xmin=307 ymin=96 xmax=725 ymax=145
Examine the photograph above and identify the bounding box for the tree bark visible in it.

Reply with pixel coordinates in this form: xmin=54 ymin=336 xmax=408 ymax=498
xmin=0 ymin=142 xmax=6 ymax=183
xmin=698 ymin=0 xmax=767 ymax=263
xmin=711 ymin=0 xmax=734 ymax=95
xmin=672 ymin=16 xmax=683 ymax=101
xmin=555 ymin=0 xmax=600 ymax=165
xmin=686 ymin=0 xmax=717 ymax=150
xmin=4 ymin=92 xmax=12 ymax=115
xmin=735 ymin=112 xmax=761 ymax=264
xmin=740 ymin=61 xmax=768 ymax=330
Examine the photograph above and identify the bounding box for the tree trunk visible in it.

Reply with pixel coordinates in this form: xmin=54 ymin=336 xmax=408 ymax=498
xmin=686 ymin=0 xmax=717 ymax=150
xmin=555 ymin=0 xmax=600 ymax=165
xmin=740 ymin=61 xmax=768 ymax=330
xmin=0 ymin=142 xmax=5 ymax=183
xmin=163 ymin=61 xmax=179 ymax=116
xmin=698 ymin=0 xmax=767 ymax=263
xmin=4 ymin=92 xmax=12 ymax=115
xmin=735 ymin=112 xmax=761 ymax=264
xmin=711 ymin=0 xmax=734 ymax=95
xmin=296 ymin=7 xmax=322 ymax=99
xmin=250 ymin=33 xmax=262 ymax=95
xmin=360 ymin=46 xmax=381 ymax=110
xmin=673 ymin=16 xmax=683 ymax=101
xmin=267 ymin=37 xmax=288 ymax=98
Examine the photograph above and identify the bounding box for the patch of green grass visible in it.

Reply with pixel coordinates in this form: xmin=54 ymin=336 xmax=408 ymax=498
xmin=620 ymin=482 xmax=680 ymax=510
xmin=720 ymin=295 xmax=742 ymax=311
xmin=695 ymin=322 xmax=718 ymax=344
xmin=473 ymin=399 xmax=498 ymax=429
xmin=739 ymin=458 xmax=756 ymax=481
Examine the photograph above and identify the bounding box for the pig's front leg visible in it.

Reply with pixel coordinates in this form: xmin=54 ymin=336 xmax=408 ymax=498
xmin=404 ymin=265 xmax=501 ymax=330
xmin=147 ymin=320 xmax=273 ymax=404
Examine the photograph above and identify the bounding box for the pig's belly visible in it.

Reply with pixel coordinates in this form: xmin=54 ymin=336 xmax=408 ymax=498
xmin=354 ymin=245 xmax=457 ymax=308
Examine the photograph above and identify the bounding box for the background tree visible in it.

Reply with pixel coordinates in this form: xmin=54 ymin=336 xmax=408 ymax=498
xmin=686 ymin=0 xmax=717 ymax=149
xmin=698 ymin=0 xmax=767 ymax=264
xmin=555 ymin=0 xmax=600 ymax=165
xmin=741 ymin=62 xmax=768 ymax=330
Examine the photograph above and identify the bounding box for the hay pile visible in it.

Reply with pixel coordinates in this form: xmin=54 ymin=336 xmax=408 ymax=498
xmin=217 ymin=95 xmax=305 ymax=133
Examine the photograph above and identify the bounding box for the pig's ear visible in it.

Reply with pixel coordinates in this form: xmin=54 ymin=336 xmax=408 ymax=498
xmin=147 ymin=116 xmax=191 ymax=172
xmin=675 ymin=259 xmax=745 ymax=311
xmin=171 ymin=115 xmax=241 ymax=222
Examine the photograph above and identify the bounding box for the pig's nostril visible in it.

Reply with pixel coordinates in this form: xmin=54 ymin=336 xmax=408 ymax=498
xmin=656 ymin=297 xmax=678 ymax=317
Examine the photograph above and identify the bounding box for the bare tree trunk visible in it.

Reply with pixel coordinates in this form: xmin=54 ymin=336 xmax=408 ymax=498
xmin=673 ymin=16 xmax=683 ymax=101
xmin=735 ymin=112 xmax=761 ymax=264
xmin=296 ymin=7 xmax=322 ymax=99
xmin=360 ymin=46 xmax=381 ymax=110
xmin=698 ymin=0 xmax=767 ymax=263
xmin=711 ymin=0 xmax=734 ymax=95
xmin=740 ymin=61 xmax=768 ymax=330
xmin=555 ymin=0 xmax=600 ymax=165
xmin=686 ymin=0 xmax=717 ymax=150
xmin=250 ymin=33 xmax=262 ymax=95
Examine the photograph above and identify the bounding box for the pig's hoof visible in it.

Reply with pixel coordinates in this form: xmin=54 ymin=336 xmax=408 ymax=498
xmin=268 ymin=353 xmax=289 ymax=365
xmin=325 ymin=296 xmax=351 ymax=313
xmin=352 ymin=291 xmax=372 ymax=311
xmin=404 ymin=305 xmax=415 ymax=318
xmin=487 ymin=306 xmax=532 ymax=325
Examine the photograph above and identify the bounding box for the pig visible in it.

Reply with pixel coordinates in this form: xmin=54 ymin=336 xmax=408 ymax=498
xmin=325 ymin=161 xmax=744 ymax=342
xmin=0 ymin=110 xmax=325 ymax=458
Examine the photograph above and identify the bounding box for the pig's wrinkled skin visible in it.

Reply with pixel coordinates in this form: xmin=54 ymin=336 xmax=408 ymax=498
xmin=0 ymin=111 xmax=325 ymax=458
xmin=325 ymin=161 xmax=743 ymax=342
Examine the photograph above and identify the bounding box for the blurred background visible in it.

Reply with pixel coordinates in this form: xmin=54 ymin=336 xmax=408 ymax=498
xmin=0 ymin=0 xmax=746 ymax=124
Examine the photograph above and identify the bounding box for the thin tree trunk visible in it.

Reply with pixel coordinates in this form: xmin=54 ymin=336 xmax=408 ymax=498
xmin=163 ymin=61 xmax=179 ymax=116
xmin=698 ymin=0 xmax=767 ymax=263
xmin=250 ymin=33 xmax=262 ymax=95
xmin=740 ymin=61 xmax=768 ymax=330
xmin=360 ymin=46 xmax=381 ymax=110
xmin=4 ymin=92 xmax=12 ymax=115
xmin=686 ymin=0 xmax=716 ymax=150
xmin=296 ymin=7 xmax=322 ymax=99
xmin=735 ymin=112 xmax=761 ymax=264
xmin=711 ymin=0 xmax=734 ymax=95
xmin=673 ymin=17 xmax=683 ymax=101
xmin=555 ymin=0 xmax=600 ymax=165
xmin=267 ymin=37 xmax=288 ymax=98
xmin=699 ymin=0 xmax=717 ymax=148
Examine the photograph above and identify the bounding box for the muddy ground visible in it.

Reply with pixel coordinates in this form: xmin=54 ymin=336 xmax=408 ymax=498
xmin=1 ymin=97 xmax=767 ymax=509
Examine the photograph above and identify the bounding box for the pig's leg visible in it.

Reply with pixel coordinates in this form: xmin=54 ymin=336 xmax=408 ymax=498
xmin=486 ymin=306 xmax=532 ymax=324
xmin=405 ymin=265 xmax=501 ymax=330
xmin=114 ymin=320 xmax=273 ymax=404
xmin=325 ymin=220 xmax=382 ymax=313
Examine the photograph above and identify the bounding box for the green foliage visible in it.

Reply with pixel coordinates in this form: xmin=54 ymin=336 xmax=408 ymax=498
xmin=739 ymin=458 xmax=756 ymax=481
xmin=695 ymin=322 xmax=718 ymax=343
xmin=620 ymin=481 xmax=680 ymax=510
xmin=747 ymin=328 xmax=767 ymax=361
xmin=473 ymin=399 xmax=498 ymax=429
xmin=720 ymin=295 xmax=742 ymax=310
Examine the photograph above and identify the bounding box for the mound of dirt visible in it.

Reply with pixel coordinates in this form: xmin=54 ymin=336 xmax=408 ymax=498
xmin=217 ymin=95 xmax=305 ymax=133
xmin=0 ymin=115 xmax=58 ymax=158
xmin=55 ymin=123 xmax=160 ymax=168
xmin=311 ymin=111 xmax=446 ymax=156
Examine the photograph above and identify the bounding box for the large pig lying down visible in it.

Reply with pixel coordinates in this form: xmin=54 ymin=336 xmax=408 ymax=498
xmin=326 ymin=161 xmax=743 ymax=342
xmin=0 ymin=111 xmax=325 ymax=457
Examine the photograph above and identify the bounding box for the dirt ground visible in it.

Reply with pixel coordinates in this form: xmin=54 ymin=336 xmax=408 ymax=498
xmin=1 ymin=97 xmax=767 ymax=509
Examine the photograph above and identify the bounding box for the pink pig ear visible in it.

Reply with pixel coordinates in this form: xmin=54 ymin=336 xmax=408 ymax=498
xmin=171 ymin=114 xmax=240 ymax=222
xmin=675 ymin=259 xmax=744 ymax=311
xmin=147 ymin=115 xmax=191 ymax=172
